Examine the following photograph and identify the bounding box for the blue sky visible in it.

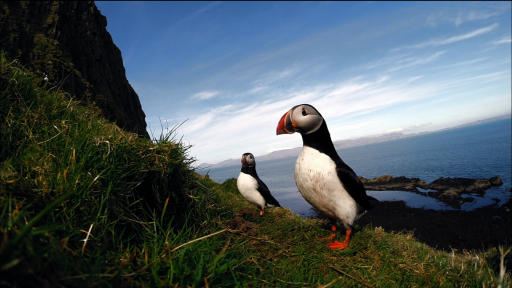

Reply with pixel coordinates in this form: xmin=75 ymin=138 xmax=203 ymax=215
xmin=95 ymin=1 xmax=511 ymax=165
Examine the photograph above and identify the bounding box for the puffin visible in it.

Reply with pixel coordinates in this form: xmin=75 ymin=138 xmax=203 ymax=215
xmin=276 ymin=104 xmax=377 ymax=250
xmin=237 ymin=153 xmax=281 ymax=215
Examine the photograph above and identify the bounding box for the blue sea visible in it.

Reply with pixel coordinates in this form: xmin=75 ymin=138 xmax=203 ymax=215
xmin=198 ymin=118 xmax=512 ymax=217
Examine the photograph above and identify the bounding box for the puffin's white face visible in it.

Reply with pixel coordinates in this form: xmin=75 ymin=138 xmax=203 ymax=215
xmin=241 ymin=153 xmax=255 ymax=167
xmin=276 ymin=104 xmax=324 ymax=135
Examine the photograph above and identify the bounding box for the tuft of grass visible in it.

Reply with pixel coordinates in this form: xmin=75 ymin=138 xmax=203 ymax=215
xmin=1 ymin=51 xmax=510 ymax=287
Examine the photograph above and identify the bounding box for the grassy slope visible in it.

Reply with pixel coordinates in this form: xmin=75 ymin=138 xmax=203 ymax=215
xmin=0 ymin=52 xmax=510 ymax=287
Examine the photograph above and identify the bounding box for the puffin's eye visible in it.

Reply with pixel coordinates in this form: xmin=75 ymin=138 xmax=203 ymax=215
xmin=302 ymin=108 xmax=307 ymax=116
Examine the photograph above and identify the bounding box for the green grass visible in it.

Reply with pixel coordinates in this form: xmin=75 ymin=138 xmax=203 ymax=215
xmin=1 ymin=51 xmax=511 ymax=287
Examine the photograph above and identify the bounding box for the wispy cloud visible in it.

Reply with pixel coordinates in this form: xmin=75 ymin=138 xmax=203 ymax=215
xmin=454 ymin=10 xmax=504 ymax=26
xmin=252 ymin=65 xmax=302 ymax=87
xmin=429 ymin=70 xmax=510 ymax=95
xmin=167 ymin=1 xmax=223 ymax=33
xmin=190 ymin=50 xmax=238 ymax=71
xmin=355 ymin=53 xmax=414 ymax=71
xmin=393 ymin=23 xmax=499 ymax=51
xmin=433 ymin=57 xmax=487 ymax=70
xmin=493 ymin=36 xmax=511 ymax=44
xmin=191 ymin=91 xmax=219 ymax=100
xmin=181 ymin=104 xmax=233 ymax=134
xmin=388 ymin=51 xmax=446 ymax=72
xmin=426 ymin=2 xmax=511 ymax=27
xmin=173 ymin=74 xmax=438 ymax=162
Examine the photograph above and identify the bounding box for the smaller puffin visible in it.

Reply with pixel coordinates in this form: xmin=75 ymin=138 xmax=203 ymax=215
xmin=237 ymin=153 xmax=281 ymax=215
xmin=276 ymin=104 xmax=377 ymax=250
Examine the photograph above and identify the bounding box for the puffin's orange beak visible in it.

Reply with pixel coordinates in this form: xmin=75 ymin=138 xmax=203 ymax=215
xmin=276 ymin=110 xmax=295 ymax=135
xmin=241 ymin=156 xmax=246 ymax=166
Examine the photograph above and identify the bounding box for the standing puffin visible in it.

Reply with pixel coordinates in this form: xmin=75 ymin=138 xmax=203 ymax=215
xmin=237 ymin=153 xmax=281 ymax=215
xmin=276 ymin=104 xmax=377 ymax=250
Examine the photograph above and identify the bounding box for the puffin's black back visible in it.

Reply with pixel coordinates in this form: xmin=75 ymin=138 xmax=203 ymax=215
xmin=241 ymin=160 xmax=281 ymax=207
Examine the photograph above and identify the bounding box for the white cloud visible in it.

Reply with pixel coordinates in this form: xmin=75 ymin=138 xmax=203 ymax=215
xmin=355 ymin=53 xmax=414 ymax=71
xmin=167 ymin=1 xmax=223 ymax=33
xmin=454 ymin=11 xmax=503 ymax=26
xmin=426 ymin=11 xmax=446 ymax=27
xmin=266 ymin=146 xmax=298 ymax=153
xmin=191 ymin=91 xmax=219 ymax=100
xmin=394 ymin=23 xmax=499 ymax=51
xmin=190 ymin=50 xmax=238 ymax=71
xmin=385 ymin=128 xmax=404 ymax=133
xmin=435 ymin=70 xmax=510 ymax=91
xmin=179 ymin=74 xmax=443 ymax=163
xmin=252 ymin=65 xmax=302 ymax=87
xmin=246 ymin=86 xmax=268 ymax=95
xmin=433 ymin=57 xmax=487 ymax=70
xmin=388 ymin=51 xmax=446 ymax=72
xmin=179 ymin=104 xmax=233 ymax=134
xmin=493 ymin=37 xmax=511 ymax=44
xmin=426 ymin=3 xmax=510 ymax=27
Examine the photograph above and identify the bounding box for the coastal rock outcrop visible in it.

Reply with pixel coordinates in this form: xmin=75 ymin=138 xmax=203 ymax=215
xmin=360 ymin=175 xmax=502 ymax=195
xmin=428 ymin=176 xmax=503 ymax=198
xmin=361 ymin=175 xmax=504 ymax=209
xmin=359 ymin=175 xmax=428 ymax=191
xmin=0 ymin=1 xmax=148 ymax=137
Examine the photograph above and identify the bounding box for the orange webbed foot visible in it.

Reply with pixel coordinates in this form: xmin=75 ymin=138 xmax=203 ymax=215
xmin=319 ymin=233 xmax=336 ymax=240
xmin=326 ymin=241 xmax=348 ymax=250
xmin=319 ymin=225 xmax=337 ymax=240
xmin=326 ymin=229 xmax=351 ymax=250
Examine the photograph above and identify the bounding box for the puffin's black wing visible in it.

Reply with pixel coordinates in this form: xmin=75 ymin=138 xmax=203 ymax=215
xmin=335 ymin=159 xmax=374 ymax=211
xmin=256 ymin=177 xmax=281 ymax=207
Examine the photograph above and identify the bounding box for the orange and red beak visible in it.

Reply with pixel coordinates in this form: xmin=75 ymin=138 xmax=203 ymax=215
xmin=276 ymin=109 xmax=295 ymax=135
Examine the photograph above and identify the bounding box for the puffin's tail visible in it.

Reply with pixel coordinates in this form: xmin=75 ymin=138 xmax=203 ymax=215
xmin=266 ymin=203 xmax=281 ymax=208
xmin=359 ymin=195 xmax=378 ymax=213
xmin=266 ymin=200 xmax=281 ymax=208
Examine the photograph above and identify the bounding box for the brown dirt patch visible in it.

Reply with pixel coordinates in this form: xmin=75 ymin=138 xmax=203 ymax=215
xmin=226 ymin=217 xmax=259 ymax=235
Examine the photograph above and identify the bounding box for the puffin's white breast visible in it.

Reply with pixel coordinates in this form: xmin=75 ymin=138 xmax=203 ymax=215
xmin=294 ymin=146 xmax=358 ymax=225
xmin=237 ymin=172 xmax=266 ymax=209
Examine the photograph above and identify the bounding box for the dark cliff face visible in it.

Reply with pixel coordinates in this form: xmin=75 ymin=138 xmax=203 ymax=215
xmin=0 ymin=1 xmax=149 ymax=137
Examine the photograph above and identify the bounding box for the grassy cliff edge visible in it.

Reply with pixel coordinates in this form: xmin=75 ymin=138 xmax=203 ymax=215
xmin=0 ymin=52 xmax=510 ymax=287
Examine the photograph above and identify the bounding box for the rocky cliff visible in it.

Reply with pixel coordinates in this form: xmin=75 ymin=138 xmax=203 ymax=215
xmin=0 ymin=1 xmax=148 ymax=137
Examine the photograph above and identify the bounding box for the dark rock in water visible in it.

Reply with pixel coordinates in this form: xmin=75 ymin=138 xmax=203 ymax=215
xmin=421 ymin=176 xmax=504 ymax=209
xmin=361 ymin=175 xmax=503 ymax=196
xmin=0 ymin=1 xmax=148 ymax=137
xmin=361 ymin=175 xmax=504 ymax=209
xmin=428 ymin=176 xmax=503 ymax=198
xmin=490 ymin=176 xmax=503 ymax=186
xmin=359 ymin=175 xmax=428 ymax=191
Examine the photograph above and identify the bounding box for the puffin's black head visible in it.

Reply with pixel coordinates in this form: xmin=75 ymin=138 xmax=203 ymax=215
xmin=241 ymin=153 xmax=256 ymax=167
xmin=276 ymin=104 xmax=324 ymax=135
